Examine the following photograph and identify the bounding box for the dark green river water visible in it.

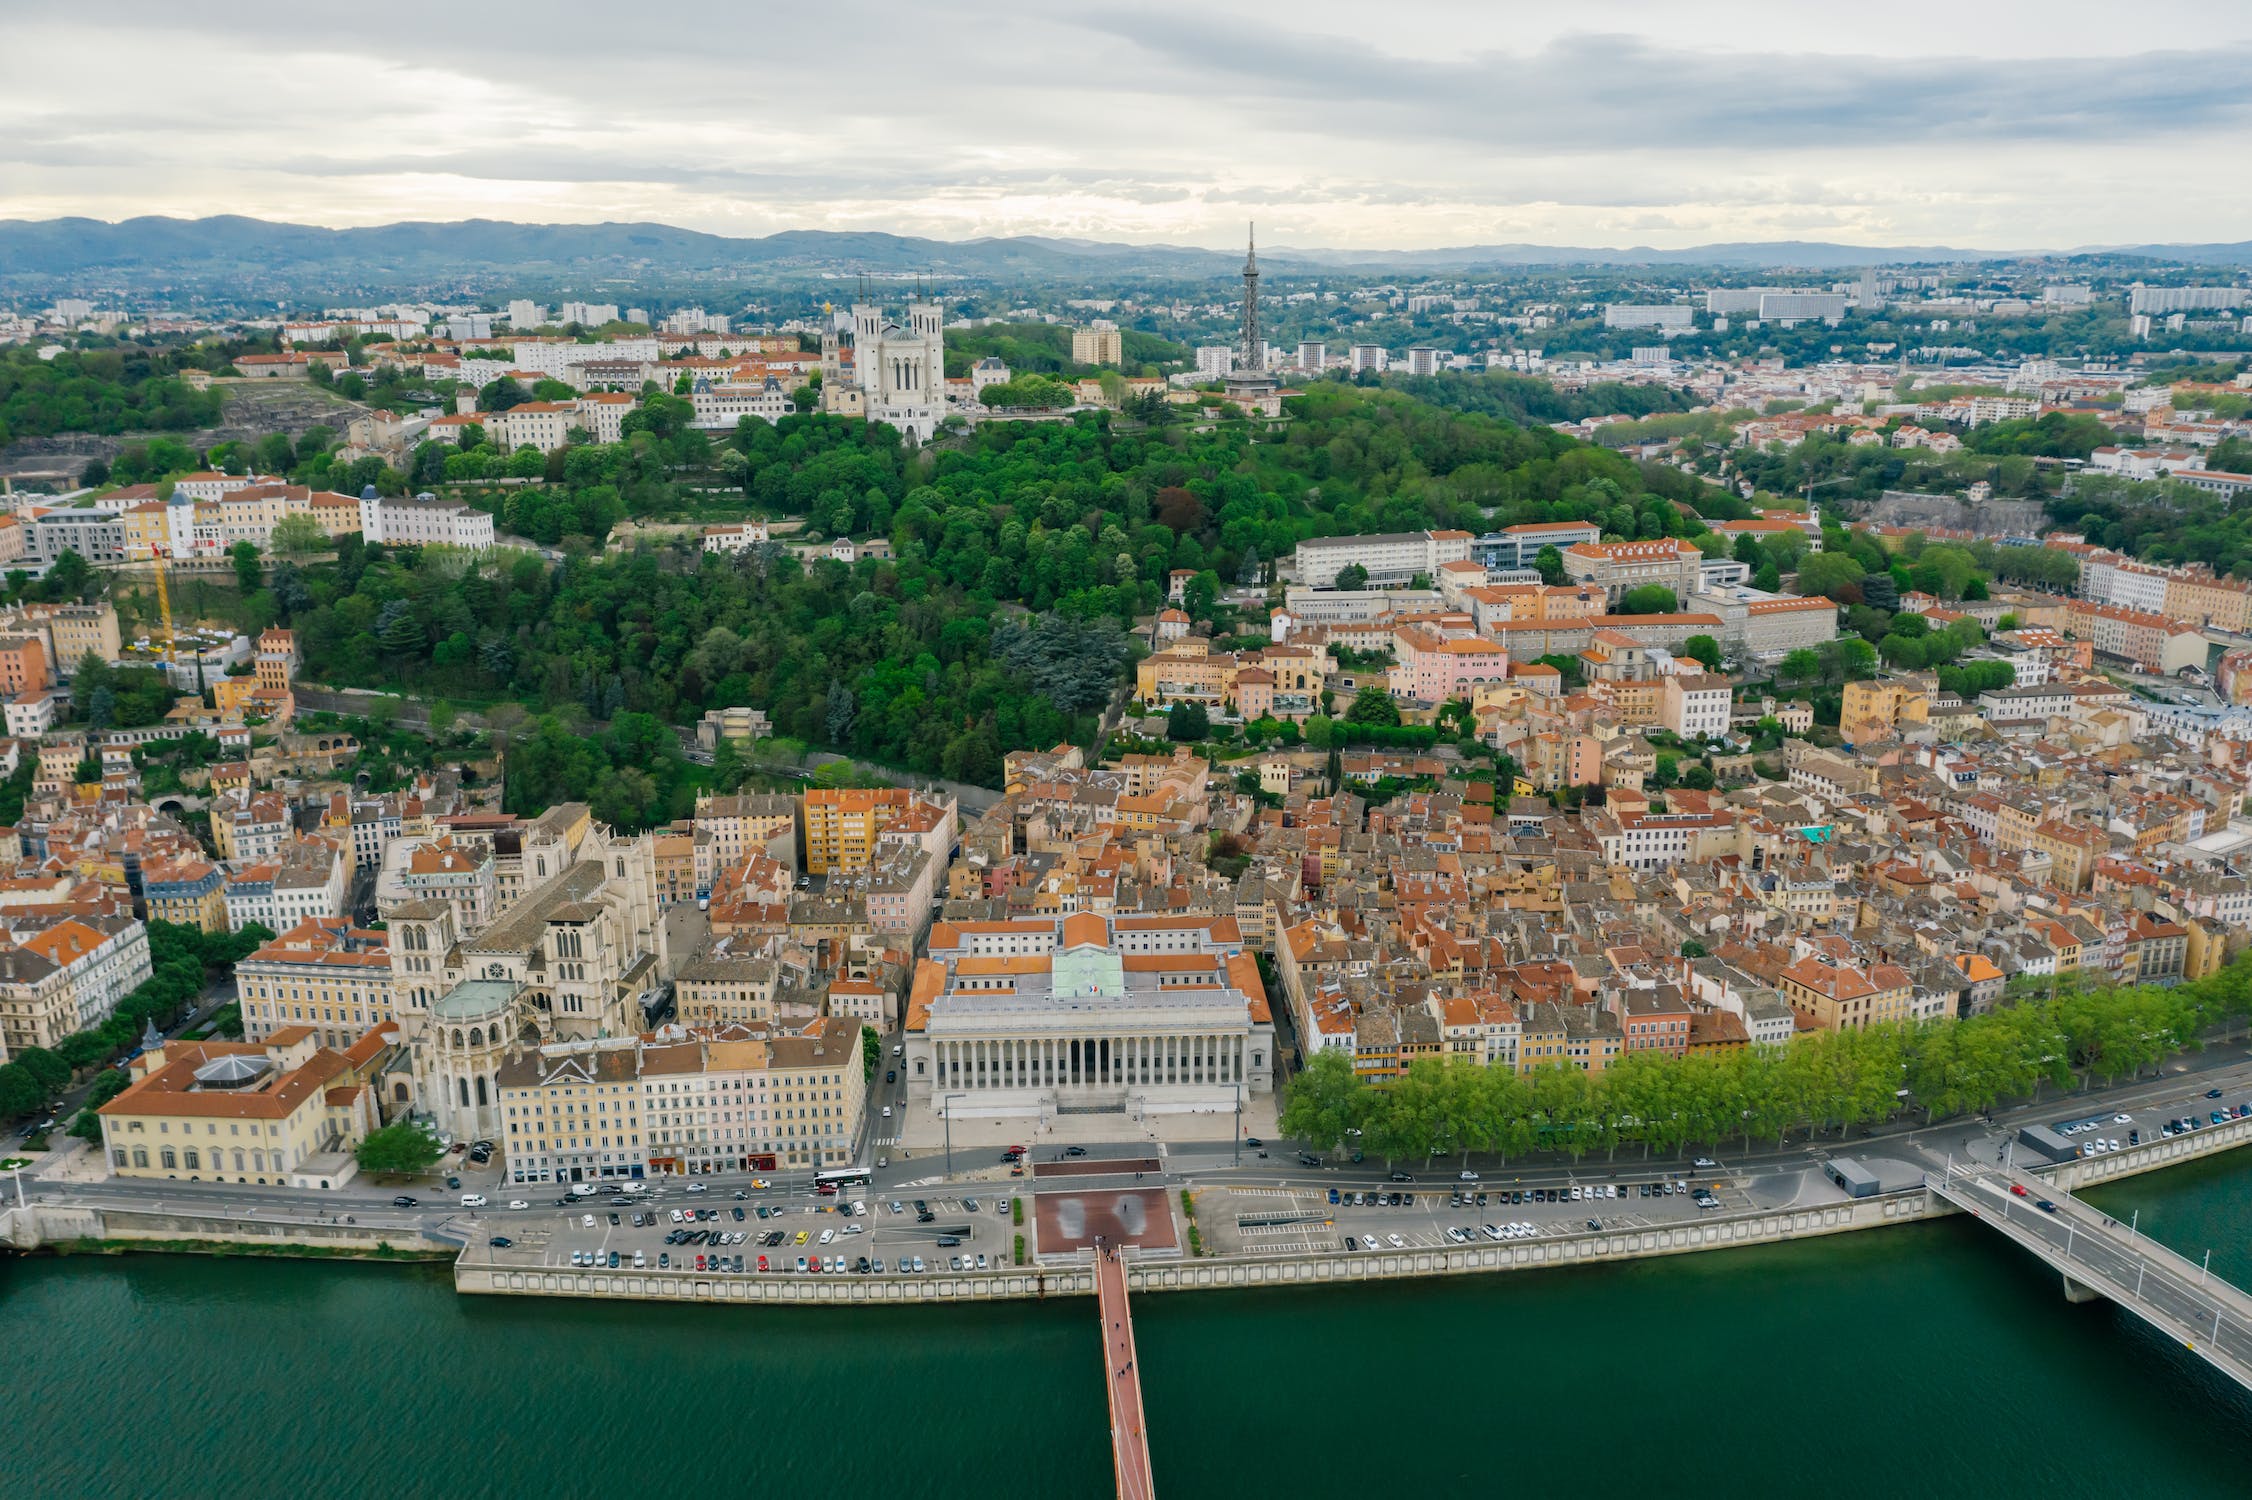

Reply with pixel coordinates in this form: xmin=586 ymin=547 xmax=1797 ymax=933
xmin=6 ymin=1155 xmax=2251 ymax=1499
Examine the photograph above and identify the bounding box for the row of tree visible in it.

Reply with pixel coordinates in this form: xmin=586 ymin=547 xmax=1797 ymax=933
xmin=1279 ymin=960 xmax=2252 ymax=1165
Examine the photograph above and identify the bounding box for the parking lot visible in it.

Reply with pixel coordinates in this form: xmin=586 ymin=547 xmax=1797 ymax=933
xmin=1201 ymin=1174 xmax=1750 ymax=1257
xmin=2050 ymin=1092 xmax=2252 ymax=1158
xmin=473 ymin=1183 xmax=1023 ymax=1277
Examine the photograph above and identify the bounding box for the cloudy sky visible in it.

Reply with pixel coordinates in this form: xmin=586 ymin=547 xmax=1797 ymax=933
xmin=4 ymin=0 xmax=2249 ymax=251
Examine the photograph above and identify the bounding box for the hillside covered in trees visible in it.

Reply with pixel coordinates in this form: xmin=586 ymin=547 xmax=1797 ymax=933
xmin=131 ymin=383 xmax=1805 ymax=825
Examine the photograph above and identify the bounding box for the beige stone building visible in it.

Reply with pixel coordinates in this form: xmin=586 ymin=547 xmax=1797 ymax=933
xmin=98 ymin=1025 xmax=391 ymax=1188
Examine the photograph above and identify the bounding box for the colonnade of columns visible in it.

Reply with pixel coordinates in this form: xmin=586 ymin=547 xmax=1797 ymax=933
xmin=932 ymin=1032 xmax=1248 ymax=1091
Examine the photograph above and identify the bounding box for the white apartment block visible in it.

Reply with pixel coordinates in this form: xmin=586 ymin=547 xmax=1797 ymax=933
xmin=1662 ymin=673 xmax=1734 ymax=739
xmin=2128 ymin=286 xmax=2243 ymax=316
xmin=1757 ymin=292 xmax=1850 ymax=321
xmin=1603 ymin=304 xmax=1693 ymax=330
xmin=1294 ymin=530 xmax=1473 ymax=588
xmin=361 ymin=494 xmax=496 ymax=550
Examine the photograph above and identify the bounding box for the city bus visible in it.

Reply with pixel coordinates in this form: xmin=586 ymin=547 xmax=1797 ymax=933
xmin=813 ymin=1166 xmax=873 ymax=1195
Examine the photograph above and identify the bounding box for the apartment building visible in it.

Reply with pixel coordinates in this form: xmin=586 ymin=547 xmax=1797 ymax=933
xmin=803 ymin=787 xmax=915 ymax=875
xmin=223 ymin=838 xmax=347 ymax=933
xmin=359 ymin=492 xmax=496 ymax=550
xmin=1071 ymin=323 xmax=1124 ymax=366
xmin=237 ymin=919 xmax=395 ymax=1048
xmin=640 ymin=1017 xmax=866 ymax=1176
xmin=210 ymin=788 xmax=293 ymax=865
xmin=494 ymin=1036 xmax=648 ymax=1183
xmin=141 ymin=856 xmax=228 ymax=932
xmin=1293 ymin=530 xmax=1473 ymax=589
xmin=1778 ymin=956 xmax=1913 ymax=1032
xmin=0 ymin=916 xmax=154 ymax=1054
xmin=693 ymin=792 xmax=797 ymax=895
xmin=675 ymin=937 xmax=781 ymax=1028
xmin=1661 ymin=673 xmax=1733 ymax=739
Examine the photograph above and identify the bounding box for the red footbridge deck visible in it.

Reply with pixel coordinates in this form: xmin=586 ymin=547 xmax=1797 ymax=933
xmin=1094 ymin=1242 xmax=1155 ymax=1500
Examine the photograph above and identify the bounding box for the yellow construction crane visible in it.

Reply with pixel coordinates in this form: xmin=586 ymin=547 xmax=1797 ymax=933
xmin=151 ymin=545 xmax=175 ymax=665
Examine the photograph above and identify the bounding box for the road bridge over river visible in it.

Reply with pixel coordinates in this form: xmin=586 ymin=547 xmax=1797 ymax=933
xmin=1928 ymin=1160 xmax=2252 ymax=1392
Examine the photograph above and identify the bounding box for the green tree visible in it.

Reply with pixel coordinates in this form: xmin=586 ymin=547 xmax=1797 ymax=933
xmin=1533 ymin=545 xmax=1565 ymax=585
xmin=13 ymin=1045 xmax=69 ymax=1096
xmin=1618 ymin=585 xmax=1677 ymax=615
xmin=1334 ymin=563 xmax=1369 ymax=591
xmin=230 ymin=540 xmax=262 ymax=595
xmin=355 ymin=1120 xmax=444 ymax=1175
xmin=1681 ymin=634 xmax=1723 ymax=671
xmin=1344 ymin=687 xmax=1401 ymax=726
xmin=269 ymin=512 xmax=330 ymax=558
xmin=478 ymin=376 xmax=531 ymax=413
xmin=0 ymin=1062 xmax=43 ymax=1120
xmin=1278 ymin=1048 xmax=1365 ymax=1156
xmin=1795 ymin=551 xmax=1867 ymax=602
xmin=1165 ymin=701 xmax=1210 ymax=740
xmin=44 ymin=548 xmax=95 ymax=602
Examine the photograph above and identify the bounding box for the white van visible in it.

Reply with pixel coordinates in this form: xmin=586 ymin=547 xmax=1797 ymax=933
xmin=461 ymin=1194 xmax=488 ymax=1208
xmin=569 ymin=1183 xmax=596 ymax=1198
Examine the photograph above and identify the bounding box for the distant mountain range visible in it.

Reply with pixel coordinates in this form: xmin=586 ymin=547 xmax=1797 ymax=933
xmin=3 ymin=215 xmax=2249 ymax=282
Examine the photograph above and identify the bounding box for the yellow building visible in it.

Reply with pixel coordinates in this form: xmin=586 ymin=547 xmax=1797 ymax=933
xmin=2030 ymin=819 xmax=2109 ymax=892
xmin=802 ymin=787 xmax=910 ymax=875
xmin=1778 ymin=956 xmax=1913 ymax=1032
xmin=2163 ymin=573 xmax=2252 ymax=633
xmin=1839 ymin=679 xmax=1929 ymax=740
xmin=494 ymin=1035 xmax=648 ymax=1184
xmin=98 ymin=1025 xmax=391 ymax=1188
xmin=141 ymin=856 xmax=229 ymax=933
xmin=120 ymin=501 xmax=175 ymax=561
xmin=236 ymin=918 xmax=396 ymax=1049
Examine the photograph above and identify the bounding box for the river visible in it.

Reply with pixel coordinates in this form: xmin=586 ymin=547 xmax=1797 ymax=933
xmin=5 ymin=1156 xmax=2251 ymax=1499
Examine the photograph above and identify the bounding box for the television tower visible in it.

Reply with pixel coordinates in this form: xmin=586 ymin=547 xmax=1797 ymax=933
xmin=1239 ymin=222 xmax=1263 ymax=373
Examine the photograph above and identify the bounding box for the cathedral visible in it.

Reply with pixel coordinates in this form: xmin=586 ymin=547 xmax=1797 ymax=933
xmin=820 ymin=292 xmax=947 ymax=442
xmin=385 ymin=818 xmax=665 ymax=1143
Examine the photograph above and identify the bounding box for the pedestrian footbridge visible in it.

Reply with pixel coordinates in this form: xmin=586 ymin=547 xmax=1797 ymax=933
xmin=1928 ymin=1161 xmax=2252 ymax=1391
xmin=1093 ymin=1239 xmax=1155 ymax=1500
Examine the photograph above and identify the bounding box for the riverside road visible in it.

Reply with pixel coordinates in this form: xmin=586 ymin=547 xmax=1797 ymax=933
xmin=15 ymin=1040 xmax=2252 ymax=1243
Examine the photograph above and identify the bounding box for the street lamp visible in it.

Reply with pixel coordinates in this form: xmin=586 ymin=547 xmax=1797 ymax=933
xmin=942 ymin=1093 xmax=966 ymax=1182
xmin=1233 ymin=1082 xmax=1242 ymax=1168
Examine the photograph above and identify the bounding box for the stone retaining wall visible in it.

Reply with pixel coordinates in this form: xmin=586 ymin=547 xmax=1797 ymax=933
xmin=7 ymin=1204 xmax=456 ymax=1255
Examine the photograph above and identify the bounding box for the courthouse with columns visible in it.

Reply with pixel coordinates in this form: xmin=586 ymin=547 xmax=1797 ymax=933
xmin=904 ymin=912 xmax=1275 ymax=1121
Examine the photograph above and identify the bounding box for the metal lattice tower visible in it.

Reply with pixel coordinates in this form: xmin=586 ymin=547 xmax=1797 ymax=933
xmin=1239 ymin=223 xmax=1261 ymax=373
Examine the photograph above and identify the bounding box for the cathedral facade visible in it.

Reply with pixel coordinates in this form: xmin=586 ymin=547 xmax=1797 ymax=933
xmin=821 ymin=297 xmax=947 ymax=442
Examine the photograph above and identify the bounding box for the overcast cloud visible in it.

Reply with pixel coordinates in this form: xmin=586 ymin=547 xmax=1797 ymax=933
xmin=1 ymin=0 xmax=2247 ymax=250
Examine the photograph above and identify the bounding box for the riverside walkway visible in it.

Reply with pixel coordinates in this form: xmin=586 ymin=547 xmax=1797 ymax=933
xmin=1928 ymin=1160 xmax=2252 ymax=1391
xmin=1093 ymin=1240 xmax=1155 ymax=1500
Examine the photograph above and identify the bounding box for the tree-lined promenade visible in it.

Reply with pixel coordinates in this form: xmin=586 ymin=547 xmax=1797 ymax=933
xmin=1280 ymin=961 xmax=2252 ymax=1165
